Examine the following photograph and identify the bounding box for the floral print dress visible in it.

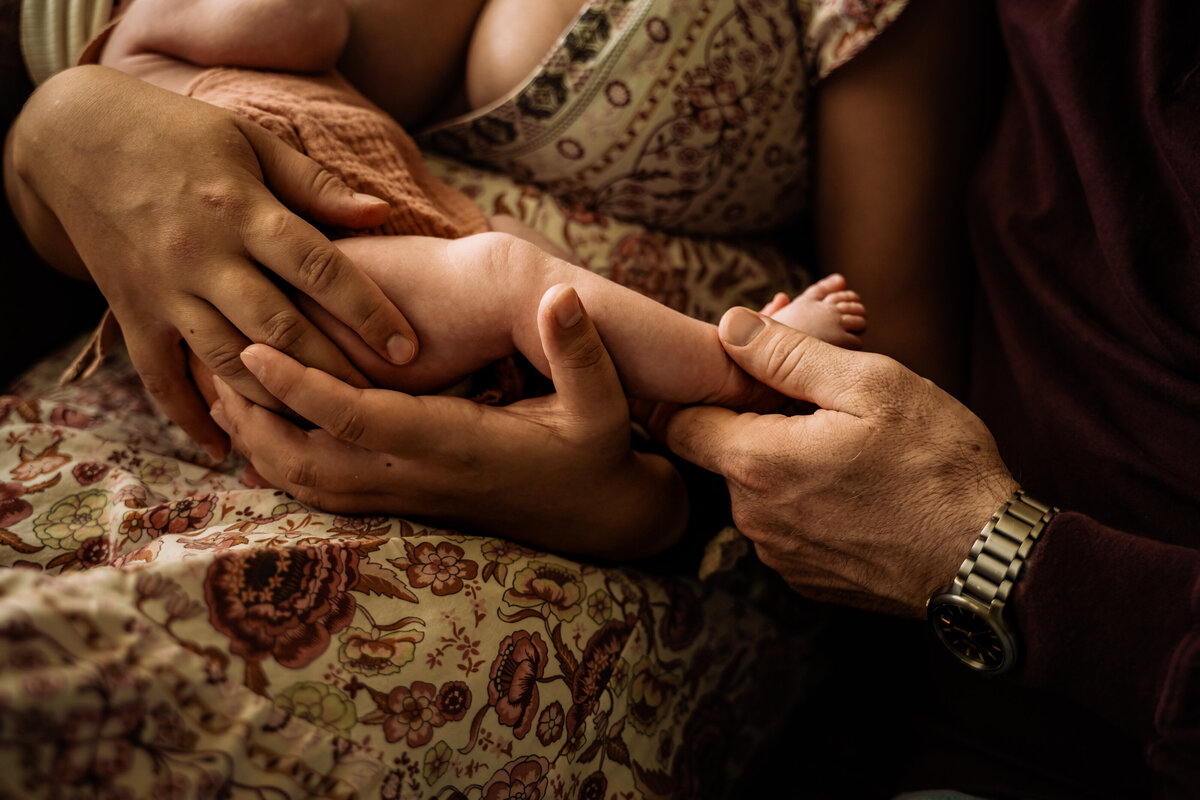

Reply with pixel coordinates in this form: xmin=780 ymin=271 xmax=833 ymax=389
xmin=0 ymin=1 xmax=906 ymax=798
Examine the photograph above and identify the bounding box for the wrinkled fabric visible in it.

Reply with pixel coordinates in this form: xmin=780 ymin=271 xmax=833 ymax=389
xmin=962 ymin=0 xmax=1200 ymax=796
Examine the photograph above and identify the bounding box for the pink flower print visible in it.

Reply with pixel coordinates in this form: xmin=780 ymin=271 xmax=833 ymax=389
xmin=383 ymin=681 xmax=444 ymax=746
xmin=436 ymin=680 xmax=471 ymax=722
xmin=49 ymin=406 xmax=99 ymax=429
xmin=11 ymin=442 xmax=69 ymax=481
xmin=204 ymin=543 xmax=359 ymax=668
xmin=113 ymin=484 xmax=151 ymax=509
xmin=688 ymin=81 xmax=747 ymax=132
xmin=0 ymin=482 xmax=31 ymax=528
xmin=76 ymin=535 xmax=116 ymax=568
xmin=72 ymin=462 xmax=111 ymax=486
xmin=487 ymin=630 xmax=548 ymax=739
xmin=480 ymin=755 xmax=550 ymax=800
xmin=401 ymin=541 xmax=478 ymax=596
xmin=502 ymin=561 xmax=586 ymax=622
xmin=536 ymin=701 xmax=564 ymax=746
xmin=566 ymin=620 xmax=632 ymax=737
xmin=338 ymin=625 xmax=424 ymax=676
xmin=143 ymin=494 xmax=216 ymax=537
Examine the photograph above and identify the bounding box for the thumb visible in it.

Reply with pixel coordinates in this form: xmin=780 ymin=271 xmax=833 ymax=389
xmin=717 ymin=306 xmax=875 ymax=415
xmin=537 ymin=285 xmax=627 ymax=424
xmin=241 ymin=119 xmax=391 ymax=230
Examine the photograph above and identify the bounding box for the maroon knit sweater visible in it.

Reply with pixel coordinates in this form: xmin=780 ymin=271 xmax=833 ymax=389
xmin=962 ymin=0 xmax=1200 ymax=796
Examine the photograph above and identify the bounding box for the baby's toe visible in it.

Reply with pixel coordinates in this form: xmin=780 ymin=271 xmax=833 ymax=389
xmin=841 ymin=313 xmax=868 ymax=332
xmin=825 ymin=289 xmax=861 ymax=304
xmin=835 ymin=300 xmax=867 ymax=316
xmin=799 ymin=272 xmax=847 ymax=300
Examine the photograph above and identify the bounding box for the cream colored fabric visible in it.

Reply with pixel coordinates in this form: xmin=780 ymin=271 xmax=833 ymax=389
xmin=19 ymin=0 xmax=112 ymax=83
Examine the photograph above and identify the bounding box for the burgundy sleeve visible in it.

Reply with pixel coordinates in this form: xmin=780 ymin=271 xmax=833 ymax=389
xmin=1015 ymin=512 xmax=1200 ymax=795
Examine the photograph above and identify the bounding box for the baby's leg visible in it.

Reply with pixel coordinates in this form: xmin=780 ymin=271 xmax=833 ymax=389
xmin=304 ymin=233 xmax=766 ymax=407
xmin=766 ymin=273 xmax=867 ymax=348
xmin=294 ymin=236 xmax=525 ymax=395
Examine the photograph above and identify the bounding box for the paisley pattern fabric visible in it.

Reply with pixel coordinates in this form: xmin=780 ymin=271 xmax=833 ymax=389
xmin=0 ymin=0 xmax=906 ymax=796
xmin=421 ymin=0 xmax=908 ymax=235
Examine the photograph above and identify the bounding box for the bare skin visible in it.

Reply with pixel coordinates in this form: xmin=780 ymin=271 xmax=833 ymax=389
xmin=205 ymin=0 xmax=998 ymax=598
xmin=296 ymin=233 xmax=865 ymax=408
xmin=97 ymin=0 xmax=866 ymax=431
xmin=3 ymin=66 xmax=410 ymax=459
xmin=666 ymin=307 xmax=1018 ymax=616
xmin=211 ymin=286 xmax=690 ymax=560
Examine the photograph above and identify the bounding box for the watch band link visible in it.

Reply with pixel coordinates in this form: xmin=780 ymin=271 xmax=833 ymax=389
xmin=954 ymin=490 xmax=1058 ymax=613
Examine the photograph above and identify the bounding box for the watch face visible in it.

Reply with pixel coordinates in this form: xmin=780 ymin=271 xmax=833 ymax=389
xmin=929 ymin=598 xmax=1013 ymax=673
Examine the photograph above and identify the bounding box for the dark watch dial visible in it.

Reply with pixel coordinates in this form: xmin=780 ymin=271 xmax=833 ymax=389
xmin=929 ymin=600 xmax=1012 ymax=673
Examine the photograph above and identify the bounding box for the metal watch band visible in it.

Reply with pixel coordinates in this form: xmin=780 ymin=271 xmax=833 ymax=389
xmin=952 ymin=490 xmax=1058 ymax=613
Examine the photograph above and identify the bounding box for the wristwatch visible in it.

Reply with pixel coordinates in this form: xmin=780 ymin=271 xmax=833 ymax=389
xmin=927 ymin=490 xmax=1057 ymax=674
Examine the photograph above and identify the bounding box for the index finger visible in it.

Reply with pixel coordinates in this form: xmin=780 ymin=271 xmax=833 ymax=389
xmin=242 ymin=207 xmax=418 ymax=367
xmin=663 ymin=404 xmax=751 ymax=476
xmin=237 ymin=343 xmax=474 ymax=454
xmin=200 ymin=261 xmax=371 ymax=390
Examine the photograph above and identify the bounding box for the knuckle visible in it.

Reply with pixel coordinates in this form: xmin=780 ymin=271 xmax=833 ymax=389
xmin=351 ymin=299 xmax=389 ymax=338
xmin=255 ymin=208 xmax=295 ymax=241
xmin=280 ymin=454 xmax=319 ymax=490
xmin=294 ymin=243 xmax=345 ymax=294
xmin=200 ymin=340 xmax=248 ymax=379
xmin=759 ymin=330 xmax=809 ymax=385
xmin=305 ymin=165 xmax=348 ymax=202
xmin=724 ymin=447 xmax=770 ymax=490
xmin=259 ymin=309 xmax=306 ymax=352
xmin=323 ymin=405 xmax=367 ymax=444
xmin=855 ymin=353 xmax=914 ymax=409
xmin=561 ymin=333 xmax=609 ymax=371
xmin=199 ymin=185 xmax=249 ymax=220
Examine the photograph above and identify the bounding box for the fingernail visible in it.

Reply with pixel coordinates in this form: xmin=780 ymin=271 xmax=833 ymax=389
xmin=202 ymin=440 xmax=227 ymax=462
xmin=353 ymin=191 xmax=387 ymax=206
xmin=240 ymin=348 xmax=264 ymax=380
xmin=721 ymin=307 xmax=765 ymax=346
xmin=552 ymin=287 xmax=583 ymax=329
xmin=387 ymin=333 xmax=415 ymax=364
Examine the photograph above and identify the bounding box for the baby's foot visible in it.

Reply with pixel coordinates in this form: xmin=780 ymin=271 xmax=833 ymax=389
xmin=765 ymin=273 xmax=866 ymax=349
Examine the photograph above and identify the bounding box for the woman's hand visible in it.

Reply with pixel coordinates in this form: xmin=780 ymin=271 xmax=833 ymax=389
xmin=5 ymin=66 xmax=418 ymax=458
xmin=209 ymin=285 xmax=688 ymax=560
xmin=666 ymin=307 xmax=1018 ymax=617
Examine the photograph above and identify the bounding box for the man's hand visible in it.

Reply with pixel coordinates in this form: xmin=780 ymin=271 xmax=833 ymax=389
xmin=6 ymin=66 xmax=419 ymax=458
xmin=210 ymin=285 xmax=687 ymax=559
xmin=666 ymin=306 xmax=1018 ymax=617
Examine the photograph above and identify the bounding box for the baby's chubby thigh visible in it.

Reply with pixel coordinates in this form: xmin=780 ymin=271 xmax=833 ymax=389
xmin=294 ymin=234 xmax=525 ymax=393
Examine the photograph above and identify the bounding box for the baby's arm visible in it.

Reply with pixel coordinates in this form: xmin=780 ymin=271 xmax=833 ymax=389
xmin=102 ymin=0 xmax=349 ymax=86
